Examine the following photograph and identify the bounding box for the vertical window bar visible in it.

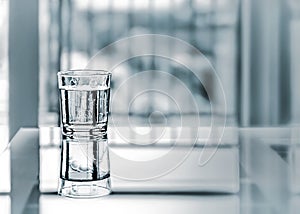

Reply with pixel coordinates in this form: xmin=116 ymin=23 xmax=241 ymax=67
xmin=188 ymin=0 xmax=196 ymax=114
xmin=108 ymin=0 xmax=114 ymax=43
xmin=127 ymin=0 xmax=134 ymax=117
xmin=87 ymin=0 xmax=95 ymax=58
xmin=167 ymin=0 xmax=175 ymax=117
xmin=148 ymin=0 xmax=155 ymax=115
xmin=57 ymin=0 xmax=62 ymax=71
xmin=210 ymin=0 xmax=217 ymax=62
xmin=66 ymin=0 xmax=73 ymax=68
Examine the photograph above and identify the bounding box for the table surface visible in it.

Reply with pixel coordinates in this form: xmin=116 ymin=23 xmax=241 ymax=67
xmin=1 ymin=126 xmax=300 ymax=214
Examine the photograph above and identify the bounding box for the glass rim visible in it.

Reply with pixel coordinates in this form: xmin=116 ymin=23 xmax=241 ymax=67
xmin=57 ymin=69 xmax=111 ymax=77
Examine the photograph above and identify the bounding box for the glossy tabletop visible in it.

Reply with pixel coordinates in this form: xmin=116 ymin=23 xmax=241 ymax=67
xmin=0 ymin=126 xmax=299 ymax=214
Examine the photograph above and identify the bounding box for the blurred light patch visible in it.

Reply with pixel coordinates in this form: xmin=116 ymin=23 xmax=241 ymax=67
xmin=39 ymin=146 xmax=60 ymax=193
xmin=39 ymin=127 xmax=61 ymax=193
xmin=0 ymin=0 xmax=9 ymax=153
xmin=0 ymin=148 xmax=10 ymax=192
xmin=39 ymin=127 xmax=61 ymax=146
xmin=0 ymin=196 xmax=10 ymax=214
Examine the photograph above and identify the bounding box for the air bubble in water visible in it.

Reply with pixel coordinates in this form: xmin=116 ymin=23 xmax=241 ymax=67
xmin=89 ymin=79 xmax=98 ymax=88
xmin=70 ymin=160 xmax=79 ymax=171
xmin=99 ymin=113 xmax=104 ymax=121
xmin=70 ymin=78 xmax=78 ymax=86
xmin=79 ymin=166 xmax=90 ymax=172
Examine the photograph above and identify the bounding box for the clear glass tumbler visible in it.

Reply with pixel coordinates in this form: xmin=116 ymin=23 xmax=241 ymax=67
xmin=57 ymin=70 xmax=111 ymax=137
xmin=57 ymin=70 xmax=112 ymax=197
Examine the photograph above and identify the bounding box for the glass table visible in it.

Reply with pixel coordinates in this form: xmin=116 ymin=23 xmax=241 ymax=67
xmin=0 ymin=126 xmax=299 ymax=214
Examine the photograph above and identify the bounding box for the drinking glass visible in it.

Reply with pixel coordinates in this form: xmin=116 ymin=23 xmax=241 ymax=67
xmin=57 ymin=70 xmax=111 ymax=137
xmin=57 ymin=69 xmax=112 ymax=197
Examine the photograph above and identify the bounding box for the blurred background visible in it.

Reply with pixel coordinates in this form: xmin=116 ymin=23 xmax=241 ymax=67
xmin=38 ymin=0 xmax=239 ymax=128
xmin=1 ymin=0 xmax=300 ymax=212
xmin=1 ymin=0 xmax=299 ymax=144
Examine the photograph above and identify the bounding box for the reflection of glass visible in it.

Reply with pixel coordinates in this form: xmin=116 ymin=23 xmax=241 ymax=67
xmin=58 ymin=136 xmax=111 ymax=198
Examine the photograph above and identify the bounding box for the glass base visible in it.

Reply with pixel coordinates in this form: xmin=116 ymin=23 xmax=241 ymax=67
xmin=58 ymin=177 xmax=111 ymax=198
